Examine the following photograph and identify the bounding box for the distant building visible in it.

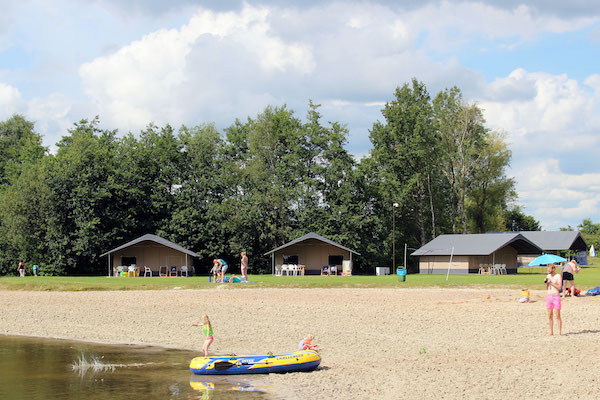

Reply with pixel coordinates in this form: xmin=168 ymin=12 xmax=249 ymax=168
xmin=265 ymin=232 xmax=360 ymax=275
xmin=513 ymin=231 xmax=588 ymax=266
xmin=411 ymin=233 xmax=542 ymax=274
xmin=100 ymin=234 xmax=198 ymax=277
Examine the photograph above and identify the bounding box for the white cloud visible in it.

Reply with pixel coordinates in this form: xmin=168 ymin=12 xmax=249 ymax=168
xmin=477 ymin=69 xmax=600 ymax=230
xmin=0 ymin=81 xmax=23 ymax=119
xmin=26 ymin=93 xmax=73 ymax=142
xmin=79 ymin=4 xmax=315 ymax=131
xmin=479 ymin=69 xmax=600 ymax=153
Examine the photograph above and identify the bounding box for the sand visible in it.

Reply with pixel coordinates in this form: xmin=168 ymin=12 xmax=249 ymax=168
xmin=2 ymin=287 xmax=600 ymax=399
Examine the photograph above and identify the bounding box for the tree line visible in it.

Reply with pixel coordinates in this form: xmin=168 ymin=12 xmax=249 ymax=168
xmin=0 ymin=79 xmax=542 ymax=276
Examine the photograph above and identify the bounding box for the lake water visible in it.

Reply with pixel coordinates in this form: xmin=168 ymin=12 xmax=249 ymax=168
xmin=0 ymin=335 xmax=273 ymax=400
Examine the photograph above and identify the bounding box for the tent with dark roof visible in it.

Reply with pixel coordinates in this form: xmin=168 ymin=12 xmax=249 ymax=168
xmin=411 ymin=233 xmax=542 ymax=274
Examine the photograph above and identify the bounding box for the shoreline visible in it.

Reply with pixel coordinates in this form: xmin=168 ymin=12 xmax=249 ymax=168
xmin=2 ymin=288 xmax=600 ymax=399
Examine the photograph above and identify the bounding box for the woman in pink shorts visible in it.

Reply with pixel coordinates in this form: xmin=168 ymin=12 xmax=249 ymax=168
xmin=545 ymin=264 xmax=562 ymax=335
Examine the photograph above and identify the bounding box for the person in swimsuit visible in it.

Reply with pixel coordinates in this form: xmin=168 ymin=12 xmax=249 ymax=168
xmin=192 ymin=315 xmax=214 ymax=356
xmin=216 ymin=259 xmax=228 ymax=282
xmin=545 ymin=264 xmax=562 ymax=336
xmin=240 ymin=252 xmax=248 ymax=281
xmin=298 ymin=334 xmax=317 ymax=350
xmin=562 ymin=260 xmax=579 ymax=298
xmin=210 ymin=260 xmax=221 ymax=282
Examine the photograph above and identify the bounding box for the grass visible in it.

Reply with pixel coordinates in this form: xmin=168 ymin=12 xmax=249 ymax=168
xmin=1 ymin=258 xmax=599 ymax=291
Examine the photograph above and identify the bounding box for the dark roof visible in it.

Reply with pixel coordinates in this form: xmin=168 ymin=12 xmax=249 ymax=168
xmin=411 ymin=233 xmax=542 ymax=256
xmin=517 ymin=231 xmax=587 ymax=251
xmin=264 ymin=232 xmax=360 ymax=255
xmin=100 ymin=234 xmax=199 ymax=257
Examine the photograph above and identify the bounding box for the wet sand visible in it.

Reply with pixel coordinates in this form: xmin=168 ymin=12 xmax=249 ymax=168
xmin=1 ymin=287 xmax=600 ymax=399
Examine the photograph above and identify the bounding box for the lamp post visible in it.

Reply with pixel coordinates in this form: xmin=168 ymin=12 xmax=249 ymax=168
xmin=392 ymin=202 xmax=399 ymax=274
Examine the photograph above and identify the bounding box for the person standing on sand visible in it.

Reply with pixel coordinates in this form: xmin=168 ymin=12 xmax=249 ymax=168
xmin=17 ymin=260 xmax=26 ymax=277
xmin=241 ymin=252 xmax=248 ymax=281
xmin=562 ymin=260 xmax=579 ymax=298
xmin=545 ymin=264 xmax=562 ymax=336
xmin=192 ymin=315 xmax=214 ymax=357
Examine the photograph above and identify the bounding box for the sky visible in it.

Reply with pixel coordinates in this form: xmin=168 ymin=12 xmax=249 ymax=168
xmin=1 ymin=0 xmax=599 ymax=231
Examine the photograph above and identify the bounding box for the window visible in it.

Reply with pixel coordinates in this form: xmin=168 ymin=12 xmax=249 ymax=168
xmin=283 ymin=255 xmax=298 ymax=264
xmin=121 ymin=257 xmax=136 ymax=266
xmin=328 ymin=255 xmax=343 ymax=265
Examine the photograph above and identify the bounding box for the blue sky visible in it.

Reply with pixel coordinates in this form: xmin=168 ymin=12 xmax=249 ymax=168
xmin=1 ymin=0 xmax=599 ymax=231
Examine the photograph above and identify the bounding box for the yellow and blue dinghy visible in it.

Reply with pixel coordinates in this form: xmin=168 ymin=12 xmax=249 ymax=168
xmin=189 ymin=349 xmax=321 ymax=375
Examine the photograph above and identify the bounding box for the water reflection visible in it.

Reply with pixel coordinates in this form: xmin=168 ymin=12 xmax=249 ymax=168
xmin=189 ymin=375 xmax=275 ymax=396
xmin=0 ymin=335 xmax=272 ymax=400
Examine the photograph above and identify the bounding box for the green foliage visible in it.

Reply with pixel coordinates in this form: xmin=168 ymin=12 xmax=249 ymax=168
xmin=0 ymin=81 xmax=521 ymax=276
xmin=504 ymin=206 xmax=541 ymax=231
xmin=578 ymin=218 xmax=600 ymax=235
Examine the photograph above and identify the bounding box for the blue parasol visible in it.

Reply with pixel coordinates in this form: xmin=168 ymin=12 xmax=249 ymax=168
xmin=528 ymin=254 xmax=567 ymax=266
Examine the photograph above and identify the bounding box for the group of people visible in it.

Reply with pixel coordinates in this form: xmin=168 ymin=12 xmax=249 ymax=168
xmin=16 ymin=260 xmax=38 ymax=277
xmin=192 ymin=314 xmax=317 ymax=357
xmin=210 ymin=252 xmax=248 ymax=283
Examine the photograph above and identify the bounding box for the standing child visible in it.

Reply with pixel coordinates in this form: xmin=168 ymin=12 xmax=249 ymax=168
xmin=210 ymin=260 xmax=221 ymax=282
xmin=192 ymin=315 xmax=214 ymax=356
xmin=241 ymin=252 xmax=248 ymax=281
xmin=545 ymin=264 xmax=562 ymax=336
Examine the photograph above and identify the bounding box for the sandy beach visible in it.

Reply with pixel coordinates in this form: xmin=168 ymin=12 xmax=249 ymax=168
xmin=2 ymin=287 xmax=600 ymax=399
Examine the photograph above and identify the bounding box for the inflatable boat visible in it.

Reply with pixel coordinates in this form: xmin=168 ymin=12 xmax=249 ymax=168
xmin=189 ymin=349 xmax=321 ymax=375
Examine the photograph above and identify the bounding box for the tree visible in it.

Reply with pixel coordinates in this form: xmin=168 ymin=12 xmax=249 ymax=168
xmin=504 ymin=206 xmax=541 ymax=231
xmin=0 ymin=115 xmax=47 ymax=274
xmin=433 ymin=88 xmax=486 ymax=233
xmin=42 ymin=118 xmax=124 ymax=275
xmin=369 ymin=78 xmax=441 ymax=250
xmin=467 ymin=131 xmax=516 ymax=233
xmin=578 ymin=218 xmax=600 ymax=235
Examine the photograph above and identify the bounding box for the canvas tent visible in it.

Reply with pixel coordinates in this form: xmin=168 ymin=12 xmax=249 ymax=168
xmin=264 ymin=232 xmax=360 ymax=275
xmin=411 ymin=233 xmax=542 ymax=274
xmin=511 ymin=231 xmax=588 ymax=266
xmin=100 ymin=234 xmax=199 ymax=277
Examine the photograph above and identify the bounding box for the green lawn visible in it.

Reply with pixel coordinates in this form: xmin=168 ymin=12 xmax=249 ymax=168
xmin=1 ymin=258 xmax=599 ymax=291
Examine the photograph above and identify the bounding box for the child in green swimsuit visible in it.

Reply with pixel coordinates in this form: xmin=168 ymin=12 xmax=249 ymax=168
xmin=192 ymin=315 xmax=214 ymax=356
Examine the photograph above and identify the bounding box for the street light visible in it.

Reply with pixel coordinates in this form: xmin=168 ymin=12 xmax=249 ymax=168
xmin=393 ymin=202 xmax=399 ymax=274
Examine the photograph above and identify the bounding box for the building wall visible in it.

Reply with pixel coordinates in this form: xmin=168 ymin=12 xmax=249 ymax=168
xmin=112 ymin=241 xmax=191 ymax=275
xmin=419 ymin=246 xmax=519 ymax=274
xmin=419 ymin=255 xmax=470 ymax=274
xmin=274 ymin=239 xmax=351 ymax=274
xmin=466 ymin=247 xmax=518 ymax=273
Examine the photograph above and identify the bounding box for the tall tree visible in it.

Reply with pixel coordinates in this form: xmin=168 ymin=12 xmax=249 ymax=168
xmin=467 ymin=131 xmax=516 ymax=233
xmin=433 ymin=88 xmax=486 ymax=233
xmin=369 ymin=78 xmax=440 ymax=249
xmin=0 ymin=115 xmax=47 ymax=274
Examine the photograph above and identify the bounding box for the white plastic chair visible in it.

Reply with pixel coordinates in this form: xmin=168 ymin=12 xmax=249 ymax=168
xmin=290 ymin=264 xmax=298 ymax=276
xmin=499 ymin=264 xmax=507 ymax=275
xmin=330 ymin=265 xmax=337 ymax=276
xmin=281 ymin=264 xmax=289 ymax=276
xmin=127 ymin=265 xmax=137 ymax=277
xmin=143 ymin=266 xmax=152 ymax=277
xmin=116 ymin=265 xmax=125 ymax=277
xmin=180 ymin=266 xmax=188 ymax=277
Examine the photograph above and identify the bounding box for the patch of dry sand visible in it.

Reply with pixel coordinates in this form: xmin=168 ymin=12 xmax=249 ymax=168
xmin=1 ymin=288 xmax=600 ymax=399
